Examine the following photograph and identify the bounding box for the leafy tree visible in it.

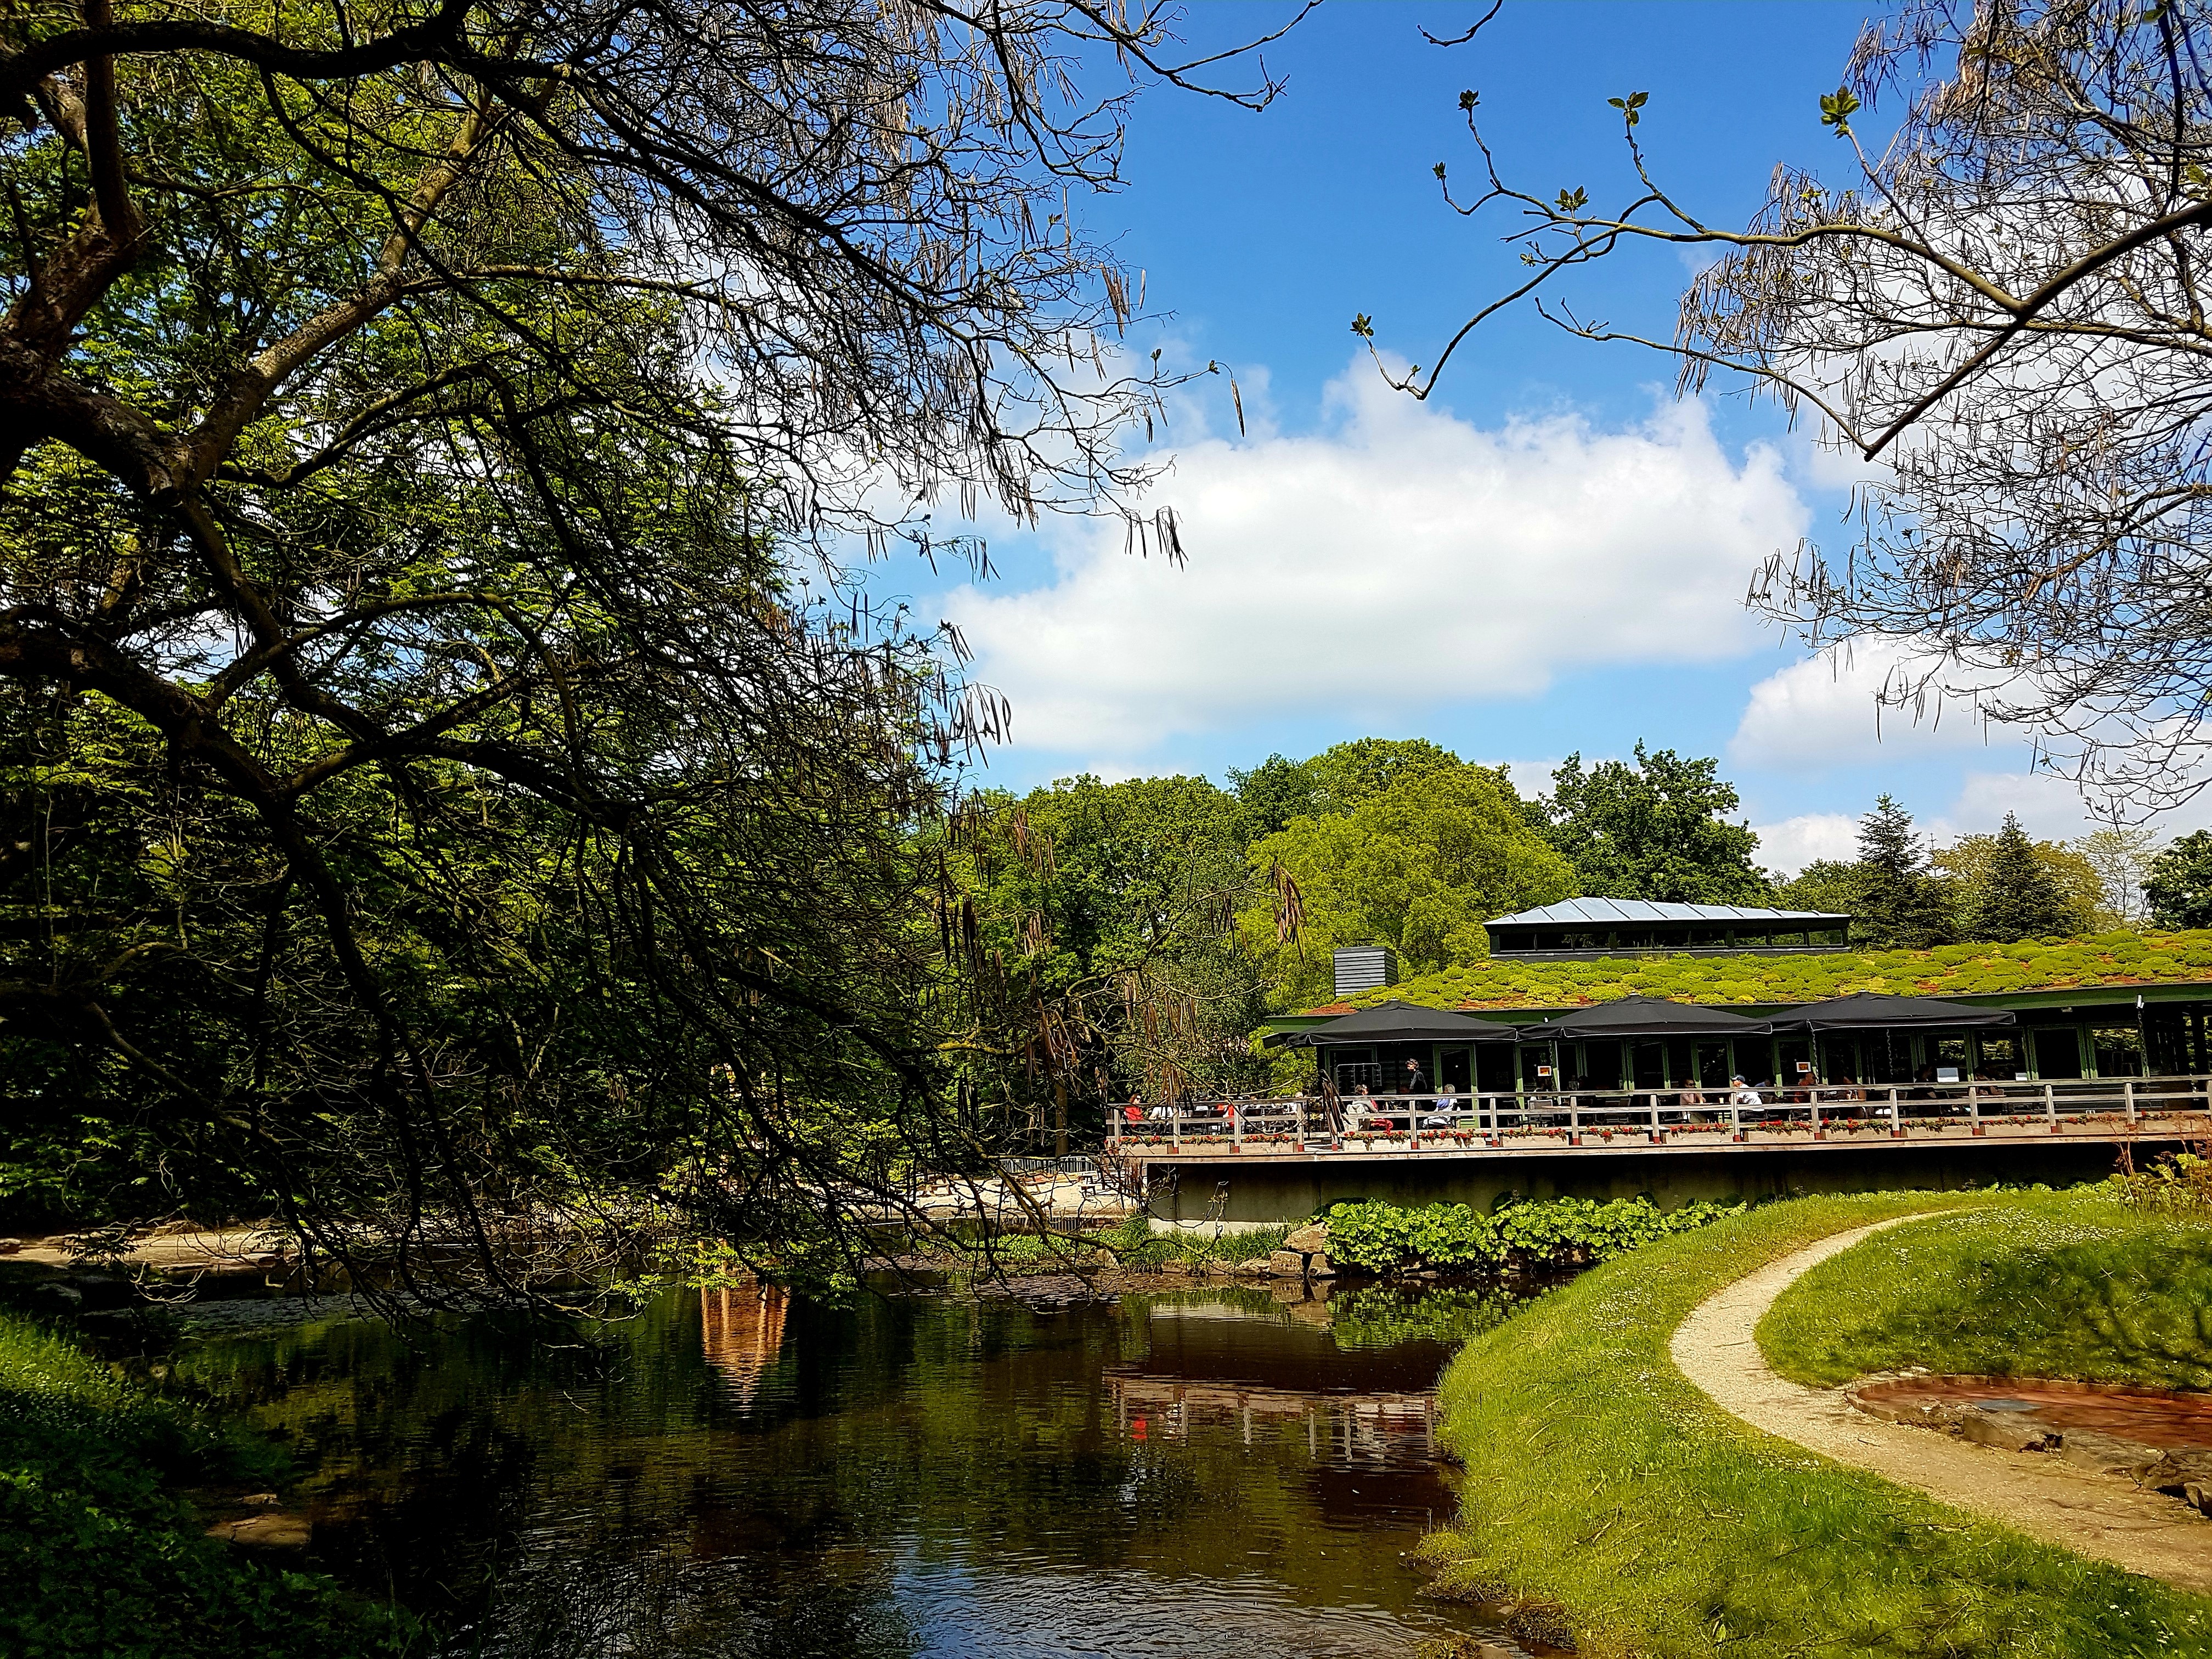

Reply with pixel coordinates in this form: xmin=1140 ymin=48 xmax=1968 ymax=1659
xmin=1771 ymin=857 xmax=1866 ymax=922
xmin=945 ymin=774 xmax=1271 ymax=1128
xmin=2145 ymin=832 xmax=2212 ymax=930
xmin=1304 ymin=738 xmax=1464 ymax=816
xmin=2076 ymin=826 xmax=2165 ymax=928
xmin=1530 ymin=745 xmax=1769 ymax=904
xmin=1227 ymin=753 xmax=1321 ymax=843
xmin=1951 ymin=815 xmax=2085 ymax=943
xmin=1240 ymin=763 xmax=1574 ymax=1009
xmin=1936 ymin=825 xmax=2102 ymax=938
xmin=0 ymin=1 xmax=1295 ymax=1282
xmin=1842 ymin=797 xmax=1958 ymax=950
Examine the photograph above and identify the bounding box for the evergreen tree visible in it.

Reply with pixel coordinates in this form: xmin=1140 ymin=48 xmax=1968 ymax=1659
xmin=1848 ymin=797 xmax=1958 ymax=949
xmin=2145 ymin=831 xmax=2212 ymax=930
xmin=1957 ymin=814 xmax=2079 ymax=941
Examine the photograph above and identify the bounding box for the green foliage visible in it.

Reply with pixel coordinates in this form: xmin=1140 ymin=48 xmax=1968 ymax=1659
xmin=944 ymin=772 xmax=1268 ymax=1116
xmin=1845 ymin=795 xmax=1960 ymax=949
xmin=1426 ymin=1193 xmax=2212 ymax=1658
xmin=1946 ymin=812 xmax=2092 ymax=940
xmin=1353 ymin=927 xmax=2212 ymax=1013
xmin=1226 ymin=753 xmax=1320 ymax=843
xmin=1301 ymin=738 xmax=1465 ymax=816
xmin=1758 ymin=1191 xmax=2212 ymax=1391
xmin=2115 ymin=1149 xmax=2212 ymax=1216
xmin=1242 ymin=762 xmax=1573 ymax=1008
xmin=2146 ymin=831 xmax=2212 ymax=930
xmin=1323 ymin=1195 xmax=1743 ymax=1274
xmin=1531 ymin=744 xmax=1769 ymax=904
xmin=0 ymin=1313 xmax=405 ymax=1657
xmin=1325 ymin=1284 xmax=1533 ymax=1350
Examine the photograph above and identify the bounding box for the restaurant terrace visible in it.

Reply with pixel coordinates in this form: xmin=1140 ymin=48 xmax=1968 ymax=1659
xmin=1109 ymin=913 xmax=2212 ymax=1222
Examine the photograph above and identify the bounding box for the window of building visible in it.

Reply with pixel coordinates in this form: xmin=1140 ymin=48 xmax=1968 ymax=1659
xmin=2032 ymin=1028 xmax=2083 ymax=1079
xmin=2092 ymin=1025 xmax=2144 ymax=1077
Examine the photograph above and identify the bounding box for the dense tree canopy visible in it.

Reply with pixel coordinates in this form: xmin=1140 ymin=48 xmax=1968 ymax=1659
xmin=1241 ymin=761 xmax=1574 ymax=1009
xmin=2146 ymin=832 xmax=2212 ymax=931
xmin=0 ymin=0 xmax=1297 ymax=1283
xmin=943 ymin=773 xmax=1269 ymax=1126
xmin=1530 ymin=745 xmax=1768 ymax=904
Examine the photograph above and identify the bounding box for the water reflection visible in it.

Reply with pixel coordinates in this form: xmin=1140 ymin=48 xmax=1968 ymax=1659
xmin=700 ymin=1285 xmax=789 ymax=1407
xmin=179 ymin=1279 xmax=1525 ymax=1658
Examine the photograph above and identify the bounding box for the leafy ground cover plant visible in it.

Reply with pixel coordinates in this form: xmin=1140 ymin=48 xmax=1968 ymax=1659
xmin=0 ymin=1312 xmax=407 ymax=1658
xmin=1757 ymin=1188 xmax=2212 ymax=1391
xmin=1324 ymin=1195 xmax=1743 ymax=1274
xmin=1424 ymin=1192 xmax=2212 ymax=1658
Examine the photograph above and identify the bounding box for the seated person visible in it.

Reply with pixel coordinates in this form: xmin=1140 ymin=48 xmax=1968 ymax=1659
xmin=1422 ymin=1082 xmax=1460 ymax=1128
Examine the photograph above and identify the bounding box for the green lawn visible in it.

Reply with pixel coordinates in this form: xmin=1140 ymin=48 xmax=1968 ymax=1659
xmin=1758 ymin=1190 xmax=2212 ymax=1391
xmin=0 ymin=1310 xmax=408 ymax=1658
xmin=1425 ymin=1192 xmax=2212 ymax=1659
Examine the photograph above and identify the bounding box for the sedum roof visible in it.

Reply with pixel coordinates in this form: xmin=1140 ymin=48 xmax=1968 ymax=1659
xmin=1304 ymin=929 xmax=2212 ymax=1015
xmin=1487 ymin=898 xmax=1849 ymax=927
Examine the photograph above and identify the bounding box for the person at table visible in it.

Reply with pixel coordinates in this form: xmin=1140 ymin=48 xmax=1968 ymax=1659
xmin=1423 ymin=1082 xmax=1459 ymax=1129
xmin=1730 ymin=1074 xmax=1764 ymax=1110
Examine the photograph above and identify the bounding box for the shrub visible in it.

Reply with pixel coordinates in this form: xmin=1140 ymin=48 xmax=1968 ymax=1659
xmin=1324 ymin=1195 xmax=1744 ymax=1274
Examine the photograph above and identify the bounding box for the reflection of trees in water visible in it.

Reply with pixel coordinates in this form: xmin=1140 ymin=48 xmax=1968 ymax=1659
xmin=188 ymin=1286 xmax=1480 ymax=1656
xmin=701 ymin=1287 xmax=789 ymax=1407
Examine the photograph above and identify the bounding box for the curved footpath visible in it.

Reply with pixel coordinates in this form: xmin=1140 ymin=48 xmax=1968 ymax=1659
xmin=1668 ymin=1215 xmax=2212 ymax=1595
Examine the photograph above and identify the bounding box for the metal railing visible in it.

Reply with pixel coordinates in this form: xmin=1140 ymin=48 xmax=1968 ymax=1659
xmin=1107 ymin=1073 xmax=2212 ymax=1153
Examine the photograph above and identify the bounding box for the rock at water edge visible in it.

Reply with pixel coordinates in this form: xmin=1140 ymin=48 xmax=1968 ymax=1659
xmin=1283 ymin=1223 xmax=1329 ymax=1255
xmin=1266 ymin=1250 xmax=1307 ymax=1277
xmin=1307 ymin=1251 xmax=1336 ymax=1278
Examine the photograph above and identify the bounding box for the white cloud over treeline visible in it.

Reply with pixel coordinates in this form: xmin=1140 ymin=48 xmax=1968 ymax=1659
xmin=947 ymin=366 xmax=1807 ymax=763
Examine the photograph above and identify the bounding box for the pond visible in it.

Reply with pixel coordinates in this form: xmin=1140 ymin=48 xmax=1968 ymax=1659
xmin=177 ymin=1277 xmax=1536 ymax=1658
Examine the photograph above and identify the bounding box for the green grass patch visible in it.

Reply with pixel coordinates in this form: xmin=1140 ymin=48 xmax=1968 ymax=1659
xmin=1758 ymin=1189 xmax=2212 ymax=1391
xmin=1426 ymin=1192 xmax=2212 ymax=1658
xmin=0 ymin=1311 xmax=408 ymax=1657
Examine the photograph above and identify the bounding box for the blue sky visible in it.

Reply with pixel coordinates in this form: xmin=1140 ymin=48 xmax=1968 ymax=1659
xmin=891 ymin=2 xmax=2181 ymax=869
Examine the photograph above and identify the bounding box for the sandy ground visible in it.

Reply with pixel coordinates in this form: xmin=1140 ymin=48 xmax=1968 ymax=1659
xmin=3 ymin=1226 xmax=290 ymax=1271
xmin=1669 ymin=1216 xmax=2212 ymax=1593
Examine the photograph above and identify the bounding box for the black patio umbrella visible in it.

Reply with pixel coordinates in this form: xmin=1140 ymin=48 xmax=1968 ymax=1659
xmin=1513 ymin=995 xmax=1774 ymax=1041
xmin=1267 ymin=1000 xmax=1520 ymax=1048
xmin=1766 ymin=992 xmax=2016 ymax=1033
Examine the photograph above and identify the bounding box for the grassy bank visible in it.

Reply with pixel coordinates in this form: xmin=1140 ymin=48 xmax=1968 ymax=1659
xmin=1758 ymin=1189 xmax=2212 ymax=1390
xmin=0 ymin=1310 xmax=407 ymax=1658
xmin=1424 ymin=1192 xmax=2212 ymax=1659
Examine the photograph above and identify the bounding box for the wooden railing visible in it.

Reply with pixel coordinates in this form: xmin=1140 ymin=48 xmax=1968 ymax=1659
xmin=1107 ymin=1074 xmax=2212 ymax=1154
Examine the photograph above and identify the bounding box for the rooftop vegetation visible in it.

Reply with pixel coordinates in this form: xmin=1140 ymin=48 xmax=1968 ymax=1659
xmin=1316 ymin=928 xmax=2212 ymax=1014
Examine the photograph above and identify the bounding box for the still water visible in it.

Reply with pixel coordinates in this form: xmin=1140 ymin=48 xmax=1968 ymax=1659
xmin=180 ymin=1279 xmax=1528 ymax=1658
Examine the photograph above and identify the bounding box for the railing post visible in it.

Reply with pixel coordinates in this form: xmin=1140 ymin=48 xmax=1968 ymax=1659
xmin=1730 ymin=1101 xmax=1742 ymax=1142
xmin=1890 ymin=1088 xmax=1903 ymax=1138
xmin=1650 ymin=1092 xmax=1661 ymax=1142
xmin=2045 ymin=1080 xmax=2058 ymax=1133
xmin=1810 ymin=1092 xmax=1822 ymax=1140
xmin=1569 ymin=1098 xmax=1580 ymax=1145
xmin=1969 ymin=1086 xmax=1982 ymax=1137
xmin=1296 ymin=1098 xmax=1307 ymax=1150
xmin=1172 ymin=1109 xmax=1181 ymax=1151
xmin=2126 ymin=1078 xmax=2138 ymax=1127
xmin=1232 ymin=1102 xmax=1243 ymax=1150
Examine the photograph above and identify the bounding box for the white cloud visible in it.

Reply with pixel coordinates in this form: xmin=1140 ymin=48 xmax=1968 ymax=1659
xmin=1751 ymin=812 xmax=1861 ymax=876
xmin=1730 ymin=636 xmax=2014 ymax=770
xmin=947 ymin=366 xmax=1808 ymax=764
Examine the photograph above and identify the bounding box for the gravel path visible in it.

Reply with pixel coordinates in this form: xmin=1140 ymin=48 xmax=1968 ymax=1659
xmin=1668 ymin=1216 xmax=2212 ymax=1594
